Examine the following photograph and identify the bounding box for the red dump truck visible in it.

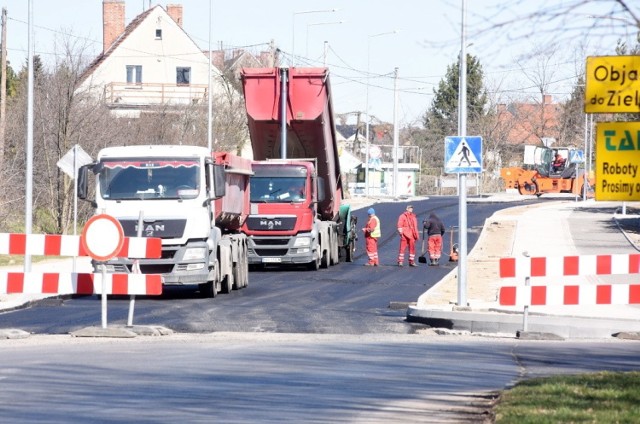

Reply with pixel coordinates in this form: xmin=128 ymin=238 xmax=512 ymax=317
xmin=240 ymin=67 xmax=357 ymax=270
xmin=77 ymin=145 xmax=252 ymax=297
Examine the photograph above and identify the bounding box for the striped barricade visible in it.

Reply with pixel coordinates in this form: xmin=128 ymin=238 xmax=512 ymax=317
xmin=0 ymin=272 xmax=162 ymax=296
xmin=499 ymin=253 xmax=640 ymax=307
xmin=0 ymin=233 xmax=161 ymax=259
xmin=499 ymin=283 xmax=640 ymax=307
xmin=0 ymin=232 xmax=162 ymax=296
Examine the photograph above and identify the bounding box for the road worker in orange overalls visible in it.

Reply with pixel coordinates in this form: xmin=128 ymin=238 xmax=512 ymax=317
xmin=362 ymin=208 xmax=381 ymax=266
xmin=397 ymin=204 xmax=419 ymax=267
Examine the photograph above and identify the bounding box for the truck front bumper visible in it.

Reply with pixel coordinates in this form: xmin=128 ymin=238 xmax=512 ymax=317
xmin=246 ymin=234 xmax=316 ymax=265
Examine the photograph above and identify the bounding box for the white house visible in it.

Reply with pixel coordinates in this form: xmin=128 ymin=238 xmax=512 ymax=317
xmin=79 ymin=1 xmax=227 ymax=118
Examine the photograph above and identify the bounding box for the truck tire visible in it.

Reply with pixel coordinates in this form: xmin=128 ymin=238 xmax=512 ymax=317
xmin=330 ymin=230 xmax=340 ymax=266
xmin=344 ymin=240 xmax=355 ymax=262
xmin=307 ymin=255 xmax=320 ymax=271
xmin=233 ymin=247 xmax=248 ymax=289
xmin=221 ymin=271 xmax=233 ymax=294
xmin=321 ymin=249 xmax=329 ymax=269
xmin=199 ymin=277 xmax=217 ymax=298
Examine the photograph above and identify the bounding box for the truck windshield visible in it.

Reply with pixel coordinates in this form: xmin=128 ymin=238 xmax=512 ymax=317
xmin=250 ymin=177 xmax=306 ymax=203
xmin=99 ymin=159 xmax=200 ymax=200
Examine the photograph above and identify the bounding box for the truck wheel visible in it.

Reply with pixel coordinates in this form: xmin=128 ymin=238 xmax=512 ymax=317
xmin=199 ymin=279 xmax=217 ymax=298
xmin=330 ymin=233 xmax=339 ymax=266
xmin=307 ymin=255 xmax=320 ymax=271
xmin=321 ymin=249 xmax=329 ymax=269
xmin=221 ymin=271 xmax=233 ymax=294
xmin=233 ymin=253 xmax=247 ymax=289
xmin=345 ymin=240 xmax=355 ymax=262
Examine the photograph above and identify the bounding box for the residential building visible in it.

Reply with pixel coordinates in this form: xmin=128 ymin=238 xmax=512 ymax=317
xmin=79 ymin=1 xmax=227 ymax=118
xmin=496 ymin=94 xmax=562 ymax=146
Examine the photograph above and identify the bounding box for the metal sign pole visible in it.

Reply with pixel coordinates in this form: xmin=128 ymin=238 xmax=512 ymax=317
xmin=101 ymin=263 xmax=108 ymax=329
xmin=522 ymin=276 xmax=530 ymax=332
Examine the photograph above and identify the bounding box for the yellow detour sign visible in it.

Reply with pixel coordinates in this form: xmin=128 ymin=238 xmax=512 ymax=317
xmin=595 ymin=122 xmax=640 ymax=201
xmin=585 ymin=55 xmax=640 ymax=113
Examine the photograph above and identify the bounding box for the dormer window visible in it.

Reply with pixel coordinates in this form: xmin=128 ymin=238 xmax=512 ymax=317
xmin=155 ymin=29 xmax=162 ymax=39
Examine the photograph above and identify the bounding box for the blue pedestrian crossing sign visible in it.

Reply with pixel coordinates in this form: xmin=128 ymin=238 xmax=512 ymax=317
xmin=444 ymin=136 xmax=482 ymax=173
xmin=569 ymin=149 xmax=585 ymax=164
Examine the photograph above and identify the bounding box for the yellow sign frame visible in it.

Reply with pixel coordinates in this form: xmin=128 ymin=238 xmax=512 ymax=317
xmin=595 ymin=122 xmax=640 ymax=201
xmin=585 ymin=56 xmax=640 ymax=113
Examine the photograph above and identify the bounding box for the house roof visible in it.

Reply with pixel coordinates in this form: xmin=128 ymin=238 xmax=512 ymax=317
xmin=79 ymin=6 xmax=155 ymax=85
xmin=80 ymin=5 xmax=220 ymax=85
xmin=497 ymin=95 xmax=562 ymax=145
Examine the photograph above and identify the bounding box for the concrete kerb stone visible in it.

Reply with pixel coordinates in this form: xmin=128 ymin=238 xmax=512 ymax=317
xmin=0 ymin=328 xmax=31 ymax=339
xmin=407 ymin=306 xmax=640 ymax=339
xmin=69 ymin=325 xmax=174 ymax=338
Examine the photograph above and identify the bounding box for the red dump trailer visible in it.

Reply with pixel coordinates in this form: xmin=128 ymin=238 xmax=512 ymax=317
xmin=241 ymin=67 xmax=357 ymax=270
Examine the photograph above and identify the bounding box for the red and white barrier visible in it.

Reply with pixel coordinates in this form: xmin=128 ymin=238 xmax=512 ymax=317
xmin=0 ymin=272 xmax=162 ymax=296
xmin=499 ymin=254 xmax=640 ymax=279
xmin=498 ymin=253 xmax=640 ymax=307
xmin=0 ymin=233 xmax=162 ymax=258
xmin=499 ymin=284 xmax=640 ymax=307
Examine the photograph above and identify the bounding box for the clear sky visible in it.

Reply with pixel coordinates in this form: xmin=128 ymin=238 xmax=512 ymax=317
xmin=2 ymin=1 xmax=638 ymax=126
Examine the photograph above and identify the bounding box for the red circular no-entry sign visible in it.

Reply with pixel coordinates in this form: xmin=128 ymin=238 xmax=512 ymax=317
xmin=81 ymin=214 xmax=124 ymax=262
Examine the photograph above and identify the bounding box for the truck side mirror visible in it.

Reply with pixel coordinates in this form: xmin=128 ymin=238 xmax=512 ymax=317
xmin=77 ymin=164 xmax=91 ymax=200
xmin=212 ymin=164 xmax=226 ymax=199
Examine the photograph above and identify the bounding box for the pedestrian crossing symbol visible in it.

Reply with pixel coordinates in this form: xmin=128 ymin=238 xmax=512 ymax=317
xmin=569 ymin=149 xmax=585 ymax=164
xmin=444 ymin=136 xmax=483 ymax=173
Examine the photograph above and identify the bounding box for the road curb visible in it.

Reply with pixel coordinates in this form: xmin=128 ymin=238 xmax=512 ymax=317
xmin=407 ymin=306 xmax=640 ymax=339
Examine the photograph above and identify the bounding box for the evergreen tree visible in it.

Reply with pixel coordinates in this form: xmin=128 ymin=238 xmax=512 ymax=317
xmin=421 ymin=54 xmax=487 ymax=168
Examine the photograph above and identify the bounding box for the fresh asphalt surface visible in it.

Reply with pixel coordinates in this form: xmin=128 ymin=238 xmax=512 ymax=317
xmin=0 ymin=197 xmax=514 ymax=335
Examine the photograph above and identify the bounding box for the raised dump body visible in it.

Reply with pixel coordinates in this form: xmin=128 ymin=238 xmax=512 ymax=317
xmin=241 ymin=67 xmax=356 ymax=269
xmin=241 ymin=67 xmax=343 ymax=221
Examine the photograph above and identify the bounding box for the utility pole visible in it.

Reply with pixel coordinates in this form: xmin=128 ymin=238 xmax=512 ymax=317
xmin=0 ymin=7 xmax=6 ymax=163
xmin=392 ymin=67 xmax=399 ymax=198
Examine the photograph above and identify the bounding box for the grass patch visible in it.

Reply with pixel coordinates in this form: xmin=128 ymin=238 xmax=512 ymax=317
xmin=494 ymin=371 xmax=640 ymax=423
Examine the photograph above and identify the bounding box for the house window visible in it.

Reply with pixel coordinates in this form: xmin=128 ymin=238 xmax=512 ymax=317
xmin=126 ymin=65 xmax=142 ymax=84
xmin=177 ymin=67 xmax=191 ymax=85
xmin=155 ymin=29 xmax=162 ymax=39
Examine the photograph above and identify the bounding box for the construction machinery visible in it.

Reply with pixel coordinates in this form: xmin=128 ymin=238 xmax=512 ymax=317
xmin=77 ymin=145 xmax=252 ymax=298
xmin=500 ymin=145 xmax=594 ymax=198
xmin=240 ymin=67 xmax=357 ymax=270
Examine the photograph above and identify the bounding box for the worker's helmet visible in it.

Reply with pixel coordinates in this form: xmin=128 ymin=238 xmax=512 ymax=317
xmin=367 ymin=208 xmax=375 ymax=215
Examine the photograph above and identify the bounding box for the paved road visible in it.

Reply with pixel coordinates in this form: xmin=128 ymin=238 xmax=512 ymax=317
xmin=1 ymin=334 xmax=638 ymax=423
xmin=0 ymin=197 xmax=509 ymax=335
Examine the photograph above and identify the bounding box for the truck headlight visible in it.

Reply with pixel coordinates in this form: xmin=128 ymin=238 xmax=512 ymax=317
xmin=293 ymin=237 xmax=311 ymax=247
xmin=184 ymin=247 xmax=206 ymax=260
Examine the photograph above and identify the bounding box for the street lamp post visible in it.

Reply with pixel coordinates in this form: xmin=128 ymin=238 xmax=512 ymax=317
xmin=457 ymin=0 xmax=468 ymax=307
xmin=306 ymin=21 xmax=344 ymax=58
xmin=364 ymin=30 xmax=399 ymax=196
xmin=292 ymin=8 xmax=338 ymax=66
xmin=392 ymin=67 xmax=400 ymax=198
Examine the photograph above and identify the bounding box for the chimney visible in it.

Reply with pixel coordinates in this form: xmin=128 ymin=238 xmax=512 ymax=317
xmin=166 ymin=4 xmax=183 ymax=27
xmin=209 ymin=50 xmax=225 ymax=70
xmin=102 ymin=0 xmax=125 ymax=53
xmin=543 ymin=94 xmax=552 ymax=104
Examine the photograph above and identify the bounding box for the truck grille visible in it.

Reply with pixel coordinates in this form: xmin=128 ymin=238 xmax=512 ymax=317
xmin=245 ymin=216 xmax=296 ymax=231
xmin=118 ymin=219 xmax=187 ymax=239
xmin=252 ymin=238 xmax=289 ymax=246
xmin=255 ymin=249 xmax=289 ymax=256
